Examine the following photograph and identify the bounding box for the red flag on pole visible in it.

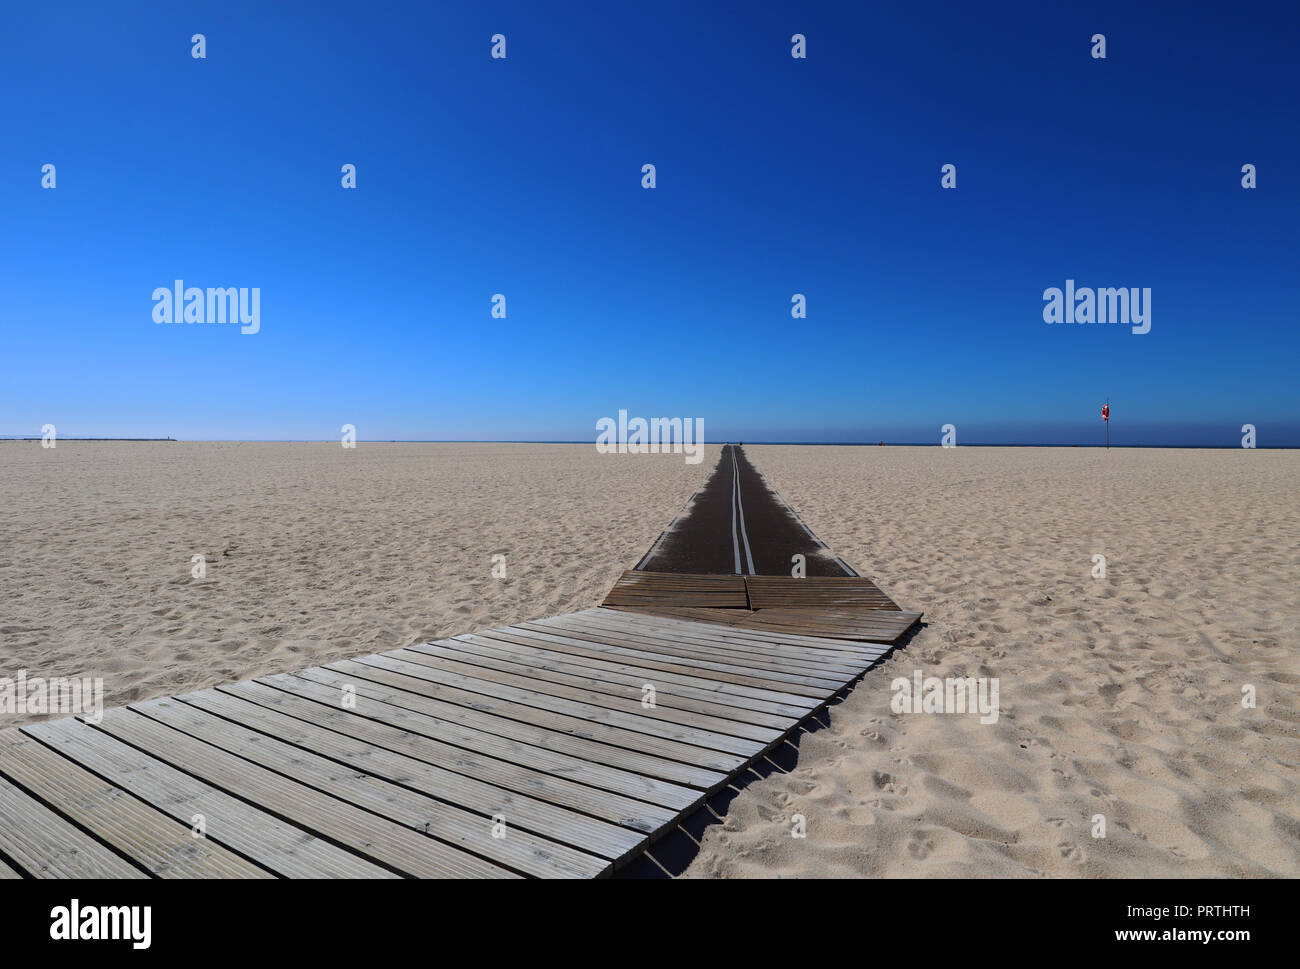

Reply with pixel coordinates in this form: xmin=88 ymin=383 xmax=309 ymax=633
xmin=1102 ymin=403 xmax=1109 ymax=421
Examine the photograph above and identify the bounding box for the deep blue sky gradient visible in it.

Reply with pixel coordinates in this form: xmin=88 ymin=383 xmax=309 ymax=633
xmin=2 ymin=1 xmax=1297 ymax=445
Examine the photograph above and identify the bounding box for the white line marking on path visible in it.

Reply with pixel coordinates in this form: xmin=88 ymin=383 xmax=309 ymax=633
xmin=731 ymin=445 xmax=755 ymax=575
xmin=730 ymin=445 xmax=742 ymax=574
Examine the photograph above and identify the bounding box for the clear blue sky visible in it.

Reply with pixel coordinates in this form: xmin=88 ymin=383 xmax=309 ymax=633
xmin=2 ymin=1 xmax=1297 ymax=445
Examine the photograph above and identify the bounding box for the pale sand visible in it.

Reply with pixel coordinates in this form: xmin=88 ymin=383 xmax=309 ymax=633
xmin=2 ymin=442 xmax=1297 ymax=877
xmin=685 ymin=445 xmax=1300 ymax=878
xmin=1 ymin=442 xmax=710 ymax=716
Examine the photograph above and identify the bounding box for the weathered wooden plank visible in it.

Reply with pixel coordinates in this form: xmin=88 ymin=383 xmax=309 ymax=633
xmin=0 ymin=728 xmax=269 ymax=878
xmin=599 ymin=574 xmax=921 ymax=643
xmin=559 ymin=607 xmax=868 ymax=662
xmin=507 ymin=622 xmax=847 ymax=694
xmin=735 ymin=608 xmax=920 ymax=642
xmin=744 ymin=575 xmax=901 ymax=611
xmin=429 ymin=636 xmax=789 ymax=734
xmin=586 ymin=607 xmax=892 ymax=657
xmin=132 ymin=696 xmax=611 ymax=877
xmin=431 ymin=635 xmax=796 ymax=729
xmin=0 ymin=770 xmax=147 ymax=879
xmin=397 ymin=644 xmax=770 ymax=755
xmin=367 ymin=641 xmax=760 ymax=756
xmin=615 ymin=571 xmax=747 ymax=591
xmin=602 ymin=570 xmax=749 ymax=609
xmin=175 ymin=688 xmax=660 ymax=858
xmin=585 ymin=603 xmax=889 ymax=658
xmin=615 ymin=605 xmax=753 ymax=626
xmin=599 ymin=608 xmax=904 ymax=658
xmin=455 ymin=631 xmax=814 ymax=719
xmin=349 ymin=648 xmax=756 ymax=765
xmin=24 ymin=717 xmax=393 ymax=878
xmin=229 ymin=674 xmax=733 ymax=823
xmin=548 ymin=612 xmax=871 ymax=676
xmin=596 ymin=605 xmax=912 ymax=649
xmin=476 ymin=624 xmax=824 ymax=707
xmin=592 ymin=607 xmax=899 ymax=653
xmin=410 ymin=639 xmax=783 ymax=744
xmin=319 ymin=659 xmax=723 ymax=795
xmin=86 ymin=709 xmax=516 ymax=879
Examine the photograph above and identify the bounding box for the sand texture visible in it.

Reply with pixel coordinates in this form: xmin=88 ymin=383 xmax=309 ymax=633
xmin=682 ymin=445 xmax=1300 ymax=877
xmin=1 ymin=442 xmax=708 ymax=715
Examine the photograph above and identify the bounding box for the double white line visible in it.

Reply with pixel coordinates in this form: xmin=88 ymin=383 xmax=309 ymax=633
xmin=730 ymin=445 xmax=755 ymax=575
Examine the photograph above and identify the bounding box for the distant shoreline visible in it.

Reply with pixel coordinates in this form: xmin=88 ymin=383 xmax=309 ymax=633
xmin=2 ymin=438 xmax=1295 ymax=450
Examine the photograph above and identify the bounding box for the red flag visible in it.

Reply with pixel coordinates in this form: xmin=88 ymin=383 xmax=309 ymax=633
xmin=1102 ymin=403 xmax=1110 ymax=421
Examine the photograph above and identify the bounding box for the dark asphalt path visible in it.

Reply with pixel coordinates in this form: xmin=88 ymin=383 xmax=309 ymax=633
xmin=636 ymin=444 xmax=857 ymax=577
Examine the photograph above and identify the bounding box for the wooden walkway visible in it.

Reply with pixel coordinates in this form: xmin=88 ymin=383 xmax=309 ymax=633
xmin=0 ymin=607 xmax=897 ymax=879
xmin=602 ymin=570 xmax=922 ymax=643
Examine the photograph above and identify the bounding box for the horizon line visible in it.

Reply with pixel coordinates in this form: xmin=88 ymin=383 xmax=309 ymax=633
xmin=2 ymin=437 xmax=1295 ymax=450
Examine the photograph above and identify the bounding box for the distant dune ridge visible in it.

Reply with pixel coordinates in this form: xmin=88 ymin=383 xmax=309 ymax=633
xmin=2 ymin=442 xmax=1296 ymax=877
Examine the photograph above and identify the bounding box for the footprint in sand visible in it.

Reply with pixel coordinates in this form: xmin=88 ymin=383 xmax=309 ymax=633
xmin=907 ymin=831 xmax=935 ymax=860
xmin=754 ymin=802 xmax=780 ymax=823
xmin=1050 ymin=767 xmax=1076 ymax=784
xmin=872 ymin=771 xmax=908 ymax=796
xmin=789 ymin=777 xmax=818 ymax=796
xmin=1057 ymin=841 xmax=1087 ymax=863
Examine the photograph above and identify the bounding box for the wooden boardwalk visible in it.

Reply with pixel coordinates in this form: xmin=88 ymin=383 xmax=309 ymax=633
xmin=603 ymin=570 xmax=922 ymax=643
xmin=0 ymin=607 xmax=897 ymax=879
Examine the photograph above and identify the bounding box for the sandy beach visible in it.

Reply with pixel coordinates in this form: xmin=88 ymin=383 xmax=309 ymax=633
xmin=2 ymin=441 xmax=1297 ymax=878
